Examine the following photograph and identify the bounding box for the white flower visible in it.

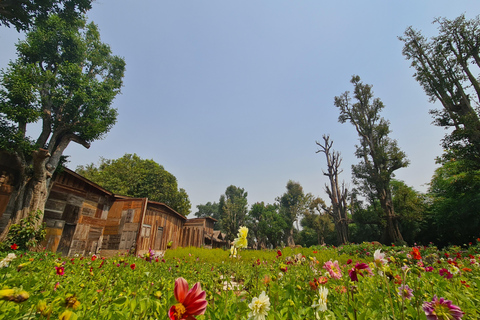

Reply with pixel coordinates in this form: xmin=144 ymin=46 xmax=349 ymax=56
xmin=0 ymin=253 xmax=17 ymax=268
xmin=312 ymin=286 xmax=328 ymax=317
xmin=374 ymin=249 xmax=388 ymax=266
xmin=451 ymin=265 xmax=459 ymax=274
xmin=248 ymin=291 xmax=270 ymax=320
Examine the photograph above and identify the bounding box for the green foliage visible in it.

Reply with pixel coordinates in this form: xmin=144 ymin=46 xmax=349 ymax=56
xmin=218 ymin=185 xmax=248 ymax=241
xmin=0 ymin=0 xmax=92 ymax=31
xmin=424 ymin=159 xmax=480 ymax=247
xmin=277 ymin=181 xmax=308 ymax=246
xmin=0 ymin=210 xmax=46 ymax=251
xmin=76 ymin=153 xmax=191 ymax=216
xmin=195 ymin=202 xmax=220 ymax=221
xmin=391 ymin=180 xmax=426 ymax=245
xmin=247 ymin=202 xmax=287 ymax=248
xmin=401 ymin=14 xmax=480 ymax=166
xmin=335 ymin=76 xmax=408 ymax=244
xmin=1 ymin=243 xmax=479 ymax=319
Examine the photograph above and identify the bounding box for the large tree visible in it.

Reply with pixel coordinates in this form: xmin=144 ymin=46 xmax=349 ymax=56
xmin=76 ymin=154 xmax=191 ymax=216
xmin=247 ymin=202 xmax=286 ymax=249
xmin=400 ymin=14 xmax=480 ymax=166
xmin=0 ymin=14 xmax=125 ymax=238
xmin=335 ymin=75 xmax=409 ymax=244
xmin=0 ymin=0 xmax=92 ymax=31
xmin=316 ymin=135 xmax=349 ymax=244
xmin=277 ymin=180 xmax=307 ymax=247
xmin=218 ymin=185 xmax=248 ymax=242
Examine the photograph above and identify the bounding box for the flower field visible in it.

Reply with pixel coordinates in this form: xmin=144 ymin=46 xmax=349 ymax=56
xmin=1 ymin=241 xmax=480 ymax=319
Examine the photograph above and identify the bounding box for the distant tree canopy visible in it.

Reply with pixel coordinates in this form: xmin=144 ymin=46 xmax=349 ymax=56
xmin=0 ymin=0 xmax=92 ymax=31
xmin=76 ymin=154 xmax=191 ymax=216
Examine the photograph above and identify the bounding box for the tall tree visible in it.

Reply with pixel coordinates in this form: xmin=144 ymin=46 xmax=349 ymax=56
xmin=335 ymin=75 xmax=409 ymax=244
xmin=0 ymin=14 xmax=125 ymax=238
xmin=299 ymin=196 xmax=335 ymax=246
xmin=316 ymin=134 xmax=349 ymax=244
xmin=390 ymin=179 xmax=426 ymax=245
xmin=76 ymin=154 xmax=191 ymax=216
xmin=277 ymin=180 xmax=307 ymax=247
xmin=247 ymin=202 xmax=286 ymax=249
xmin=218 ymin=185 xmax=248 ymax=242
xmin=400 ymin=15 xmax=480 ymax=166
xmin=0 ymin=0 xmax=92 ymax=31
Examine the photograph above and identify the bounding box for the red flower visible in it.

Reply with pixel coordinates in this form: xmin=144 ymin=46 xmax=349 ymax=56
xmin=169 ymin=277 xmax=208 ymax=320
xmin=439 ymin=268 xmax=453 ymax=279
xmin=91 ymin=255 xmax=97 ymax=261
xmin=411 ymin=247 xmax=422 ymax=260
xmin=276 ymin=250 xmax=282 ymax=258
xmin=55 ymin=266 xmax=65 ymax=276
xmin=313 ymin=250 xmax=318 ymax=254
xmin=130 ymin=264 xmax=136 ymax=270
xmin=11 ymin=244 xmax=18 ymax=250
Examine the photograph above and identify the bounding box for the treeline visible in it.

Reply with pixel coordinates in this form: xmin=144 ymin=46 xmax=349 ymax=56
xmin=196 ymin=15 xmax=480 ymax=248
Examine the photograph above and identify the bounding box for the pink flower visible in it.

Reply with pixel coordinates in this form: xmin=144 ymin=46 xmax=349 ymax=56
xmin=55 ymin=266 xmax=65 ymax=276
xmin=397 ymin=284 xmax=413 ymax=300
xmin=323 ymin=260 xmax=343 ymax=279
xmin=169 ymin=277 xmax=208 ymax=320
xmin=422 ymin=296 xmax=464 ymax=320
xmin=348 ymin=263 xmax=371 ymax=282
xmin=439 ymin=268 xmax=453 ymax=279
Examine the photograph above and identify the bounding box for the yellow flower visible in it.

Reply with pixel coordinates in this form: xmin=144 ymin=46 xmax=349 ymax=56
xmin=59 ymin=310 xmax=73 ymax=320
xmin=238 ymin=226 xmax=248 ymax=239
xmin=233 ymin=226 xmax=249 ymax=249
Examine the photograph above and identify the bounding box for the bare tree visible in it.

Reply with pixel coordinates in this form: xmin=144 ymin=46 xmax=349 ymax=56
xmin=316 ymin=135 xmax=349 ymax=244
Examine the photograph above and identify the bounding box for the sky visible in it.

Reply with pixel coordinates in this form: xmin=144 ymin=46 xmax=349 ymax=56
xmin=1 ymin=1 xmax=479 ymax=217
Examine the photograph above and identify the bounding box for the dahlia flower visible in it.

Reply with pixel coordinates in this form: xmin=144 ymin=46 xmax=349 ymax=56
xmin=248 ymin=291 xmax=270 ymax=320
xmin=422 ymin=296 xmax=463 ymax=320
xmin=169 ymin=277 xmax=208 ymax=320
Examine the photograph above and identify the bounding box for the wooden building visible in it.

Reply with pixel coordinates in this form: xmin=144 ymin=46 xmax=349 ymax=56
xmin=0 ymin=166 xmax=222 ymax=256
xmin=0 ymin=166 xmax=217 ymax=256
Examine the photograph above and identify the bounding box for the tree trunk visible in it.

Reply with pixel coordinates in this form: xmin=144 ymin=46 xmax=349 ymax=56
xmin=286 ymin=228 xmax=295 ymax=247
xmin=379 ymin=191 xmax=404 ymax=245
xmin=335 ymin=219 xmax=349 ymax=245
xmin=0 ymin=149 xmax=52 ymax=241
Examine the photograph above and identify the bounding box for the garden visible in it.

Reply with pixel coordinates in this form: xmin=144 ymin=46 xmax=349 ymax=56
xmin=1 ymin=237 xmax=479 ymax=319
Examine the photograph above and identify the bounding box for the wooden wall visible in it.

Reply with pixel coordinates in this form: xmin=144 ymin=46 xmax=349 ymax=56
xmin=43 ymin=170 xmax=114 ymax=256
xmin=100 ymin=198 xmax=144 ymax=257
xmin=0 ymin=151 xmax=20 ymax=233
xmin=136 ymin=203 xmax=186 ymax=255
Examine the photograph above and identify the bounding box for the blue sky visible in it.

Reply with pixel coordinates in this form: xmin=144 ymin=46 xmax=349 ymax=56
xmin=1 ymin=1 xmax=479 ymax=217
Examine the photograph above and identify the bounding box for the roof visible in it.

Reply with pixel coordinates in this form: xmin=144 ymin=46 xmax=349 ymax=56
xmin=60 ymin=167 xmax=114 ymax=196
xmin=213 ymin=230 xmax=227 ymax=242
xmin=62 ymin=167 xmax=187 ymax=221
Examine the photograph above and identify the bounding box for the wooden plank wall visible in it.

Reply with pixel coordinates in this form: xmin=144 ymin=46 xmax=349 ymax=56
xmin=180 ymin=218 xmax=206 ymax=248
xmin=137 ymin=204 xmax=185 ymax=255
xmin=101 ymin=199 xmax=143 ymax=256
xmin=43 ymin=171 xmax=114 ymax=256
